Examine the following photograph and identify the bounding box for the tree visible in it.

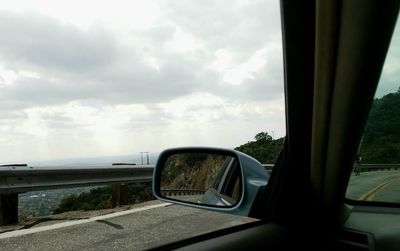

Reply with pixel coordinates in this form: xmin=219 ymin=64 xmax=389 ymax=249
xmin=360 ymin=89 xmax=400 ymax=163
xmin=54 ymin=183 xmax=154 ymax=214
xmin=235 ymin=132 xmax=284 ymax=164
xmin=254 ymin=132 xmax=273 ymax=142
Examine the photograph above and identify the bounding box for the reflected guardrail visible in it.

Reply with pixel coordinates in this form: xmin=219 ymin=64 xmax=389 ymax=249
xmin=161 ymin=189 xmax=205 ymax=197
xmin=262 ymin=164 xmax=274 ymax=174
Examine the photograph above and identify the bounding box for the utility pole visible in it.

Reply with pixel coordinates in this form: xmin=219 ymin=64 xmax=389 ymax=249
xmin=140 ymin=152 xmax=149 ymax=165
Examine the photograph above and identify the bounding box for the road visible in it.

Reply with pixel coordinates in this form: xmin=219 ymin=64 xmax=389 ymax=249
xmin=0 ymin=201 xmax=256 ymax=250
xmin=359 ymin=177 xmax=400 ymax=202
xmin=347 ymin=170 xmax=400 ymax=203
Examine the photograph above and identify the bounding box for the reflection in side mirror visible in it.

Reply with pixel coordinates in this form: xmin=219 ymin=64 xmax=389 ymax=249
xmin=160 ymin=153 xmax=242 ymax=207
xmin=153 ymin=147 xmax=269 ymax=217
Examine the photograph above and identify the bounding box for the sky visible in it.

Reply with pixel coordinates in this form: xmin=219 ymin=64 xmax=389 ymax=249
xmin=0 ymin=1 xmax=398 ymax=164
xmin=0 ymin=0 xmax=285 ymax=163
xmin=377 ymin=18 xmax=400 ymax=97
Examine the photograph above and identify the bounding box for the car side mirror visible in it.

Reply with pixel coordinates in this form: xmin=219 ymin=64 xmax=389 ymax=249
xmin=153 ymin=147 xmax=269 ymax=217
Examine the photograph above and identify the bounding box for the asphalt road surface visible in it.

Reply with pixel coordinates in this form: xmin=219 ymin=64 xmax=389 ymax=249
xmin=347 ymin=170 xmax=400 ymax=203
xmin=0 ymin=201 xmax=256 ymax=251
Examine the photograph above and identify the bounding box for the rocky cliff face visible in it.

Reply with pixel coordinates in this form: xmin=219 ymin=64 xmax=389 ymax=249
xmin=161 ymin=153 xmax=227 ymax=190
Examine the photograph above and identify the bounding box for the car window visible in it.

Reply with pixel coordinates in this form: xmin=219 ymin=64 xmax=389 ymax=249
xmin=0 ymin=1 xmax=284 ymax=250
xmin=346 ymin=15 xmax=400 ymax=204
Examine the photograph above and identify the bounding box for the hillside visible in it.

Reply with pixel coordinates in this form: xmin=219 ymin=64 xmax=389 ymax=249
xmin=52 ymin=89 xmax=399 ymax=215
xmin=53 ymin=133 xmax=283 ymax=214
xmin=361 ymin=89 xmax=400 ymax=163
xmin=236 ymin=89 xmax=400 ymax=165
xmin=54 ymin=183 xmax=154 ymax=214
xmin=161 ymin=153 xmax=226 ymax=190
xmin=235 ymin=132 xmax=284 ymax=164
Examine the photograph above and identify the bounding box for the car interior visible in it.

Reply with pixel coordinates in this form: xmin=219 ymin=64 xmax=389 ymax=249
xmin=149 ymin=0 xmax=400 ymax=250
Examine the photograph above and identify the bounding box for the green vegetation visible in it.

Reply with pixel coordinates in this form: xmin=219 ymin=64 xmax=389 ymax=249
xmin=54 ymin=183 xmax=153 ymax=214
xmin=361 ymin=89 xmax=400 ymax=163
xmin=235 ymin=132 xmax=284 ymax=164
xmin=53 ymin=89 xmax=399 ymax=214
xmin=236 ymin=89 xmax=400 ymax=165
xmin=54 ymin=133 xmax=284 ymax=214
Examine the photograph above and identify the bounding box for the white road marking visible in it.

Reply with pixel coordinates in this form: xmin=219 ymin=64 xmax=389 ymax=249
xmin=0 ymin=202 xmax=172 ymax=239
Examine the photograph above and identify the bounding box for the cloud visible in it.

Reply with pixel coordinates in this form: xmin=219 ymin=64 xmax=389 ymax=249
xmin=377 ymin=19 xmax=400 ymax=97
xmin=0 ymin=11 xmax=117 ymax=74
xmin=159 ymin=0 xmax=281 ymax=52
xmin=0 ymin=1 xmax=286 ymax=162
xmin=0 ymin=0 xmax=283 ymax=108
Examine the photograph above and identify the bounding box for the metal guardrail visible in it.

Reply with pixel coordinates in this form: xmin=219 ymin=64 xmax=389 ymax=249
xmin=0 ymin=164 xmax=273 ymax=195
xmin=0 ymin=163 xmax=275 ymax=226
xmin=0 ymin=164 xmax=154 ymax=226
xmin=0 ymin=163 xmax=274 ymax=226
xmin=359 ymin=164 xmax=400 ymax=172
xmin=1 ymin=162 xmax=397 ymax=226
xmin=0 ymin=164 xmax=154 ymax=194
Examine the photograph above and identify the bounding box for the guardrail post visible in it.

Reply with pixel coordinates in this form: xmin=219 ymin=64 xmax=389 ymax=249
xmin=0 ymin=193 xmax=18 ymax=226
xmin=112 ymin=184 xmax=128 ymax=207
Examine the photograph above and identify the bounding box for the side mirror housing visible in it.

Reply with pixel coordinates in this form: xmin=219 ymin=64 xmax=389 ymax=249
xmin=152 ymin=147 xmax=269 ymax=217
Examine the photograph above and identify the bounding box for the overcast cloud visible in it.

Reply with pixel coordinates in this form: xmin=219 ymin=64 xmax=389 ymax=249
xmin=377 ymin=21 xmax=400 ymax=97
xmin=0 ymin=0 xmax=353 ymax=163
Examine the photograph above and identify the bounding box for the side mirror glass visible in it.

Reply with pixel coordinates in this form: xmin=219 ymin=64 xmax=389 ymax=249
xmin=153 ymin=147 xmax=269 ymax=217
xmin=160 ymin=152 xmax=242 ymax=207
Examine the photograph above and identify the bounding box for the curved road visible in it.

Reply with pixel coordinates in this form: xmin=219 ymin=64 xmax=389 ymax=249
xmin=359 ymin=177 xmax=400 ymax=202
xmin=347 ymin=171 xmax=400 ymax=203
